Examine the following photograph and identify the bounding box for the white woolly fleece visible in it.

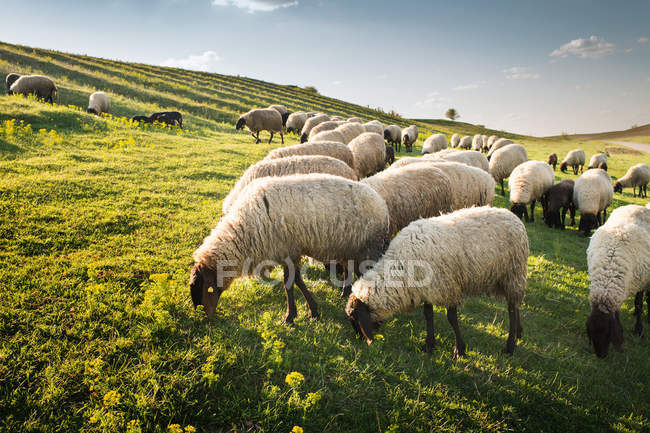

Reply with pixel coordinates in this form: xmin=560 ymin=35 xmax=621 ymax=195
xmin=573 ymin=169 xmax=613 ymax=216
xmin=509 ymin=160 xmax=554 ymax=205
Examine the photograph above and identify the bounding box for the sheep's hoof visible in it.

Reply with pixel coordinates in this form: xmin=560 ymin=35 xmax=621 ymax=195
xmin=634 ymin=323 xmax=643 ymax=337
xmin=308 ymin=310 xmax=320 ymax=321
xmin=282 ymin=313 xmax=297 ymax=325
xmin=504 ymin=341 xmax=516 ymax=355
xmin=453 ymin=344 xmax=466 ymax=359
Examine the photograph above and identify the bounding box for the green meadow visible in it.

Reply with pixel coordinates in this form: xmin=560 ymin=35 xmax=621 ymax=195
xmin=0 ymin=41 xmax=649 ymax=433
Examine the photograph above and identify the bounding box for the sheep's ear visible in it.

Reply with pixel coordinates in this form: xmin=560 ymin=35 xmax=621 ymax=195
xmin=611 ymin=312 xmax=624 ymax=352
xmin=353 ymin=302 xmax=374 ymax=345
xmin=189 ymin=265 xmax=204 ymax=308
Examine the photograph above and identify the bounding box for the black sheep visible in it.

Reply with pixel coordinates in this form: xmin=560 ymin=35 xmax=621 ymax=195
xmin=542 ymin=179 xmax=575 ymax=229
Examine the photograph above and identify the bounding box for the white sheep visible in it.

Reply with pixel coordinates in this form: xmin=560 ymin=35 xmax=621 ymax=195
xmin=425 ymin=149 xmax=489 ymax=172
xmin=560 ymin=149 xmax=586 ymax=175
xmin=489 ymin=144 xmax=529 ymax=196
xmin=481 ymin=135 xmax=489 ymax=152
xmin=364 ymin=121 xmax=384 ymax=135
xmin=421 ymin=133 xmax=447 ymax=154
xmin=191 ymin=174 xmax=390 ymax=323
xmin=348 ymin=132 xmax=387 ymax=178
xmin=5 ymin=73 xmax=20 ymax=92
xmin=285 ymin=111 xmax=308 ymax=134
xmin=573 ymin=168 xmax=613 ymax=235
xmin=87 ymin=92 xmax=111 ymax=116
xmin=508 ymin=161 xmax=554 ymax=222
xmin=9 ymin=75 xmax=58 ymax=103
xmin=307 ymin=120 xmax=346 ymax=141
xmin=458 ymin=136 xmax=472 ymax=150
xmin=486 ymin=135 xmax=498 ymax=150
xmin=236 ymin=108 xmax=284 ymax=144
xmin=450 ymin=133 xmax=460 ymax=148
xmin=265 ymin=141 xmax=354 ymax=169
xmin=300 ymin=114 xmax=330 ymax=142
xmin=588 ymin=153 xmax=608 ymax=170
xmin=383 ymin=125 xmax=402 ymax=148
xmin=486 ymin=139 xmax=514 ymax=160
xmin=347 ymin=117 xmax=363 ymax=123
xmin=346 ymin=206 xmax=528 ymax=356
xmin=309 ymin=129 xmax=345 ymax=143
xmin=335 ymin=122 xmax=366 ymax=144
xmin=401 ymin=125 xmax=419 ymax=152
xmin=586 ymin=204 xmax=650 ymax=357
xmin=613 ymin=163 xmax=649 ymax=198
xmin=471 ymin=134 xmax=483 ymax=151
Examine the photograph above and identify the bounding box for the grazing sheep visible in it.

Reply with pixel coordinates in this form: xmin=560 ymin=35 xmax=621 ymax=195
xmin=588 ymin=153 xmax=608 ymax=170
xmin=222 ymin=155 xmax=358 ymax=213
xmin=308 ymin=120 xmax=346 ymax=141
xmin=86 ymin=92 xmax=111 ymax=116
xmin=364 ymin=122 xmax=384 ymax=135
xmin=489 ymin=144 xmax=529 ymax=196
xmin=286 ymin=111 xmax=308 ymax=134
xmin=151 ymin=111 xmax=183 ymax=128
xmin=421 ymin=134 xmax=447 ymax=154
xmin=335 ymin=122 xmax=366 ymax=144
xmin=5 ymin=73 xmax=20 ymax=93
xmin=481 ymin=135 xmax=489 ymax=152
xmin=384 ymin=125 xmax=402 ymax=148
xmin=547 ymin=153 xmax=558 ymax=171
xmin=385 ymin=145 xmax=395 ymax=166
xmin=265 ymin=141 xmax=354 ymax=169
xmin=542 ymin=180 xmax=575 ymax=229
xmin=487 ymin=135 xmax=498 ymax=150
xmin=560 ymin=149 xmax=586 ymax=175
xmin=191 ymin=174 xmax=390 ymax=323
xmin=450 ymin=133 xmax=460 ymax=148
xmin=347 ymin=117 xmax=363 ymax=123
xmin=268 ymin=104 xmax=290 ymax=126
xmin=310 ymin=129 xmax=345 ymax=143
xmin=426 ymin=149 xmax=489 ymax=172
xmin=613 ymin=163 xmax=649 ymax=198
xmin=361 ymin=165 xmax=453 ymax=236
xmin=509 ymin=161 xmax=555 ymax=222
xmin=472 ymin=134 xmax=483 ymax=151
xmin=458 ymin=136 xmax=472 ymax=150
xmin=401 ymin=125 xmax=419 ymax=153
xmin=486 ymin=139 xmax=514 ymax=160
xmin=573 ymin=168 xmax=614 ymax=236
xmin=236 ymin=108 xmax=284 ymax=144
xmin=348 ymin=132 xmax=387 ymax=179
xmin=346 ymin=206 xmax=528 ymax=356
xmin=300 ymin=114 xmax=330 ymax=143
xmin=9 ymin=75 xmax=58 ymax=103
xmin=586 ymin=204 xmax=650 ymax=357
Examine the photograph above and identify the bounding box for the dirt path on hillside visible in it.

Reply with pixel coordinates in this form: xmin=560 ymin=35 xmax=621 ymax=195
xmin=608 ymin=140 xmax=650 ymax=153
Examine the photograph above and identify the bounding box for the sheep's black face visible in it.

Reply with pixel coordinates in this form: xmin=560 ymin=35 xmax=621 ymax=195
xmin=613 ymin=182 xmax=622 ymax=194
xmin=345 ymin=296 xmax=379 ymax=345
xmin=586 ymin=308 xmax=623 ymax=358
xmin=559 ymin=162 xmax=568 ymax=173
xmin=300 ymin=133 xmax=308 ymax=143
xmin=510 ymin=203 xmax=526 ymax=220
xmin=235 ymin=117 xmax=246 ymax=130
xmin=189 ymin=264 xmax=228 ymax=317
xmin=383 ymin=130 xmax=391 ymax=140
xmin=579 ymin=214 xmax=597 ymax=235
xmin=87 ymin=108 xmax=97 ymax=115
xmin=599 ymin=162 xmax=607 ymax=171
xmin=286 ymin=127 xmax=294 ymax=134
xmin=281 ymin=112 xmax=290 ymax=127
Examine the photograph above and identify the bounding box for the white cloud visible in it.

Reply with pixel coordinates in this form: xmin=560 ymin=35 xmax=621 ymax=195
xmin=549 ymin=36 xmax=615 ymax=59
xmin=161 ymin=51 xmax=221 ymax=72
xmin=503 ymin=66 xmax=541 ymax=80
xmin=453 ymin=81 xmax=485 ymax=91
xmin=638 ymin=37 xmax=649 ymax=44
xmin=415 ymin=91 xmax=450 ymax=108
xmin=212 ymin=0 xmax=298 ymax=12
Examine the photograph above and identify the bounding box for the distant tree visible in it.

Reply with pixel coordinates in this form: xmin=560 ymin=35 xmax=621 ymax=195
xmin=445 ymin=108 xmax=459 ymax=121
xmin=304 ymin=86 xmax=318 ymax=94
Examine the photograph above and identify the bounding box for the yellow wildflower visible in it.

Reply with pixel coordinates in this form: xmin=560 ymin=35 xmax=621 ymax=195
xmin=285 ymin=371 xmax=305 ymax=388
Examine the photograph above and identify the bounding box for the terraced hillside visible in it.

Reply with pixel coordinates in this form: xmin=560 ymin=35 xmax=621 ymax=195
xmin=1 ymin=40 xmax=649 ymax=433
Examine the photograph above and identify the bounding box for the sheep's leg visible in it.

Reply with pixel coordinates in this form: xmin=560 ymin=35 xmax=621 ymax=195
xmin=281 ymin=264 xmax=298 ymax=325
xmin=515 ymin=307 xmax=523 ymax=339
xmin=634 ymin=292 xmax=643 ymax=336
xmin=505 ymin=302 xmax=518 ymax=354
xmin=446 ymin=306 xmax=466 ymax=358
xmin=561 ymin=207 xmax=568 ymax=229
xmin=522 ymin=206 xmax=529 ymax=222
xmin=294 ymin=268 xmax=319 ymax=320
xmin=268 ymin=132 xmax=274 ymax=144
xmin=529 ymin=200 xmax=536 ymax=222
xmin=280 ymin=132 xmax=284 ymax=144
xmin=500 ymin=180 xmax=505 ymax=196
xmin=646 ymin=290 xmax=650 ymax=324
xmin=633 ymin=186 xmax=636 ymax=198
xmin=251 ymin=131 xmax=260 ymax=143
xmin=422 ymin=303 xmax=435 ymax=353
xmin=569 ymin=204 xmax=576 ymax=226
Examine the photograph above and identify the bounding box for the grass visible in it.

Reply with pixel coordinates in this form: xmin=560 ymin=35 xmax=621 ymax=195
xmin=1 ymin=40 xmax=650 ymax=433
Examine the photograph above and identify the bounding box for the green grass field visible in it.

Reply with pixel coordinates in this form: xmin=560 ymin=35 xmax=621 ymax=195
xmin=1 ymin=41 xmax=649 ymax=433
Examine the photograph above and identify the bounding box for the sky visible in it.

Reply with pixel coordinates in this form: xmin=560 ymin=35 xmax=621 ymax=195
xmin=2 ymin=0 xmax=649 ymax=136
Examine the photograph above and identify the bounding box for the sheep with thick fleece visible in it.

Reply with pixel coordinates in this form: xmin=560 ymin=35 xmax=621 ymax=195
xmin=458 ymin=136 xmax=472 ymax=150
xmin=236 ymin=108 xmax=284 ymax=144
xmin=307 ymin=120 xmax=345 ymax=141
xmin=265 ymin=141 xmax=354 ymax=169
xmin=401 ymin=125 xmax=418 ymax=152
xmin=222 ymin=155 xmax=357 ymax=213
xmin=508 ymin=161 xmax=554 ymax=222
xmin=348 ymin=133 xmax=387 ymax=179
xmin=486 ymin=139 xmax=514 ymax=159
xmin=487 ymin=135 xmax=498 ymax=150
xmin=286 ymin=111 xmax=308 ymax=134
xmin=450 ymin=133 xmax=460 ymax=148
xmin=361 ymin=165 xmax=453 ymax=236
xmin=87 ymin=92 xmax=111 ymax=116
xmin=472 ymin=134 xmax=483 ymax=151
xmin=310 ymin=129 xmax=345 ymax=143
xmin=481 ymin=135 xmax=489 ymax=152
xmin=300 ymin=114 xmax=331 ymax=142
xmin=5 ymin=73 xmax=20 ymax=93
xmin=560 ymin=149 xmax=586 ymax=175
xmin=588 ymin=153 xmax=608 ymax=170
xmin=346 ymin=206 xmax=528 ymax=356
xmin=421 ymin=133 xmax=447 ymax=154
xmin=613 ymin=163 xmax=649 ymax=198
xmin=489 ymin=144 xmax=529 ymax=196
xmin=384 ymin=125 xmax=402 ymax=148
xmin=335 ymin=122 xmax=366 ymax=144
xmin=191 ymin=174 xmax=390 ymax=323
xmin=573 ymin=168 xmax=613 ymax=235
xmin=268 ymin=104 xmax=290 ymax=126
xmin=426 ymin=149 xmax=489 ymax=172
xmin=347 ymin=117 xmax=363 ymax=123
xmin=364 ymin=122 xmax=384 ymax=135
xmin=9 ymin=75 xmax=58 ymax=103
xmin=586 ymin=204 xmax=650 ymax=357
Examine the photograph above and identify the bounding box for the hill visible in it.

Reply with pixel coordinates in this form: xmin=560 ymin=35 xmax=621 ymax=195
xmin=545 ymin=123 xmax=650 ymax=141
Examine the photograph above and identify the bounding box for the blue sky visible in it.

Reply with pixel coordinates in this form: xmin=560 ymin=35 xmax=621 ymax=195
xmin=2 ymin=0 xmax=649 ymax=136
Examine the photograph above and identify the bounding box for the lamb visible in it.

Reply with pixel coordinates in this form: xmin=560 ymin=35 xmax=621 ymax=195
xmin=421 ymin=133 xmax=447 ymax=154
xmin=285 ymin=111 xmax=308 ymax=134
xmin=450 ymin=133 xmax=460 ymax=148
xmin=236 ymin=108 xmax=284 ymax=144
xmin=221 ymin=155 xmax=358 ymax=213
xmin=573 ymin=168 xmax=613 ymax=235
xmin=471 ymin=134 xmax=483 ymax=151
xmin=458 ymin=136 xmax=472 ymax=150
xmin=309 ymin=129 xmax=345 ymax=143
xmin=613 ymin=163 xmax=649 ymax=198
xmin=151 ymin=111 xmax=183 ymax=128
xmin=509 ymin=161 xmax=555 ymax=222
xmin=86 ymin=92 xmax=111 ymax=116
xmin=299 ymin=114 xmax=330 ymax=143
xmin=190 ymin=174 xmax=390 ymax=323
xmin=335 ymin=122 xmax=366 ymax=144
xmin=489 ymin=144 xmax=529 ymax=196
xmin=401 ymin=125 xmax=419 ymax=153
xmin=426 ymin=149 xmax=489 ymax=172
xmin=542 ymin=180 xmax=575 ymax=229
xmin=346 ymin=206 xmax=528 ymax=356
xmin=384 ymin=125 xmax=402 ymax=148
xmin=347 ymin=117 xmax=363 ymax=123
xmin=9 ymin=75 xmax=58 ymax=103
xmin=307 ymin=120 xmax=345 ymax=141
xmin=559 ymin=149 xmax=586 ymax=175
xmin=486 ymin=139 xmax=514 ymax=160
xmin=268 ymin=104 xmax=290 ymax=126
xmin=361 ymin=165 xmax=453 ymax=236
xmin=348 ymin=132 xmax=387 ymax=179
xmin=385 ymin=145 xmax=395 ymax=166
xmin=265 ymin=141 xmax=354 ymax=169
xmin=547 ymin=153 xmax=558 ymax=171
xmin=586 ymin=204 xmax=650 ymax=357
xmin=588 ymin=153 xmax=608 ymax=170
xmin=5 ymin=73 xmax=20 ymax=93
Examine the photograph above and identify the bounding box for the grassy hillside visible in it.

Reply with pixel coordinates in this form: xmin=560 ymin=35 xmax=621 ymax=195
xmin=1 ymin=40 xmax=649 ymax=433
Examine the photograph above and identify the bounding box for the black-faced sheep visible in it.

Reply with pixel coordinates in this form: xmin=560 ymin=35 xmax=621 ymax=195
xmin=87 ymin=92 xmax=111 ymax=116
xmin=236 ymin=108 xmax=284 ymax=144
xmin=9 ymin=75 xmax=58 ymax=103
xmin=286 ymin=111 xmax=308 ymax=134
xmin=151 ymin=111 xmax=183 ymax=128
xmin=421 ymin=134 xmax=447 ymax=154
xmin=613 ymin=163 xmax=649 ymax=198
xmin=348 ymin=132 xmax=387 ymax=179
xmin=300 ymin=114 xmax=330 ymax=143
xmin=560 ymin=149 xmax=586 ymax=175
xmin=384 ymin=125 xmax=401 ymax=149
xmin=588 ymin=153 xmax=608 ymax=170
xmin=573 ymin=168 xmax=613 ymax=236
xmin=450 ymin=133 xmax=460 ymax=148
xmin=509 ymin=161 xmax=555 ymax=222
xmin=401 ymin=125 xmax=418 ymax=153
xmin=547 ymin=153 xmax=558 ymax=171
xmin=384 ymin=145 xmax=395 ymax=166
xmin=489 ymin=144 xmax=529 ymax=196
xmin=5 ymin=73 xmax=20 ymax=93
xmin=542 ymin=179 xmax=575 ymax=229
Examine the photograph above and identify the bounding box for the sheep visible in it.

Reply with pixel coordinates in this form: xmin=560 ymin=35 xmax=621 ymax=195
xmin=588 ymin=153 xmax=608 ymax=170
xmin=385 ymin=145 xmax=395 ymax=166
xmin=384 ymin=125 xmax=402 ymax=148
xmin=5 ymin=73 xmax=20 ymax=93
xmin=573 ymin=168 xmax=614 ymax=236
xmin=236 ymin=108 xmax=284 ymax=144
xmin=458 ymin=136 xmax=472 ymax=150
xmin=307 ymin=120 xmax=345 ymax=141
xmin=364 ymin=122 xmax=384 ymax=135
xmin=547 ymin=153 xmax=558 ymax=171
xmin=421 ymin=133 xmax=447 ymax=154
xmin=471 ymin=134 xmax=483 ymax=151
xmin=331 ymin=115 xmax=345 ymax=121
xmin=542 ymin=180 xmax=575 ymax=229
xmin=335 ymin=122 xmax=366 ymax=144
xmin=508 ymin=161 xmax=555 ymax=222
xmin=489 ymin=144 xmax=529 ymax=196
xmin=346 ymin=206 xmax=528 ymax=356
xmin=598 ymin=161 xmax=608 ymax=171
xmin=401 ymin=125 xmax=418 ymax=153
xmin=487 ymin=135 xmax=498 ymax=150
xmin=286 ymin=112 xmax=308 ymax=134
xmin=190 ymin=174 xmax=390 ymax=323
xmin=348 ymin=132 xmax=387 ymax=179
xmin=426 ymin=149 xmax=489 ymax=172
xmin=481 ymin=135 xmax=489 ymax=152
xmin=9 ymin=75 xmax=58 ymax=103
xmin=221 ymin=155 xmax=358 ymax=213
xmin=310 ymin=129 xmax=345 ymax=143
xmin=86 ymin=92 xmax=111 ymax=116
xmin=268 ymin=104 xmax=290 ymax=126
xmin=347 ymin=117 xmax=363 ymax=123
xmin=151 ymin=111 xmax=183 ymax=128
xmin=300 ymin=114 xmax=330 ymax=143
xmin=559 ymin=149 xmax=586 ymax=175
xmin=613 ymin=163 xmax=649 ymax=198
xmin=265 ymin=141 xmax=354 ymax=169
xmin=486 ymin=139 xmax=514 ymax=160
xmin=450 ymin=133 xmax=460 ymax=148
xmin=585 ymin=204 xmax=650 ymax=357
xmin=361 ymin=165 xmax=453 ymax=236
